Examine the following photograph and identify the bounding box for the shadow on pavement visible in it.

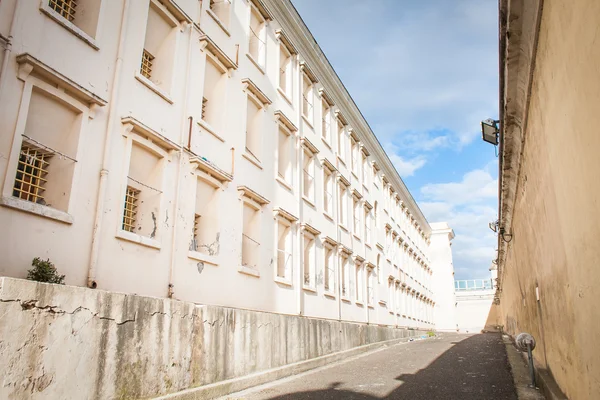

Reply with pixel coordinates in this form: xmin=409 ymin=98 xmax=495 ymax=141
xmin=264 ymin=333 xmax=517 ymax=400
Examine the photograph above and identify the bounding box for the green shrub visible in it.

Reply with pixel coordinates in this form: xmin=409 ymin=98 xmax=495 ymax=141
xmin=26 ymin=257 xmax=65 ymax=284
xmin=427 ymin=331 xmax=435 ymax=337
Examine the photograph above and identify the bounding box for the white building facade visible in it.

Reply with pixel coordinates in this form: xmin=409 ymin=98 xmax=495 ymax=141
xmin=0 ymin=0 xmax=452 ymax=329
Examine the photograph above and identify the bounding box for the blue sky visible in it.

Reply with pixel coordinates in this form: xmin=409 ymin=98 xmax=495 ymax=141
xmin=291 ymin=0 xmax=499 ymax=279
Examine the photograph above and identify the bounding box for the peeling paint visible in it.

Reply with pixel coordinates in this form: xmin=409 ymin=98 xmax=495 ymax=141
xmin=197 ymin=262 xmax=204 ymax=274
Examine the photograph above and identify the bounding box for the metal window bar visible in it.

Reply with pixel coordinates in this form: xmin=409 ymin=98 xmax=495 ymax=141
xmin=140 ymin=49 xmax=154 ymax=79
xmin=242 ymin=233 xmax=260 ymax=268
xmin=302 ymin=94 xmax=313 ymax=119
xmin=49 ymin=0 xmax=77 ymax=22
xmin=127 ymin=176 xmax=162 ymax=193
xmin=325 ymin=265 xmax=335 ymax=291
xmin=249 ymin=25 xmax=265 ymax=61
xmin=13 ymin=143 xmax=53 ymax=205
xmin=190 ymin=213 xmax=201 ymax=251
xmin=201 ymin=97 xmax=208 ymax=121
xmin=122 ymin=186 xmax=140 ymax=232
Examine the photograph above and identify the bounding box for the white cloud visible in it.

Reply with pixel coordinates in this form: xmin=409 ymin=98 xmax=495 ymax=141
xmin=292 ymin=0 xmax=499 ymax=151
xmin=421 ymin=169 xmax=498 ymax=205
xmin=384 ymin=143 xmax=426 ymax=177
xmin=420 ymin=168 xmax=498 ymax=279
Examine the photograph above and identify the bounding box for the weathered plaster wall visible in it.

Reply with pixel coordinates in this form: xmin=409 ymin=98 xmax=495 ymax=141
xmin=499 ymin=0 xmax=600 ymax=398
xmin=0 ymin=277 xmax=423 ymax=400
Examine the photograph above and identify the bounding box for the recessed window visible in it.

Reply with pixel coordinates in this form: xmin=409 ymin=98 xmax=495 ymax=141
xmin=279 ymin=44 xmax=292 ymax=96
xmin=202 ymin=58 xmax=227 ymax=130
xmin=140 ymin=1 xmax=178 ymax=93
xmin=340 ymin=252 xmax=350 ymax=298
xmin=362 ymin=152 xmax=369 ymax=186
xmin=276 ymin=219 xmax=293 ymax=281
xmin=242 ymin=202 xmax=260 ymax=269
xmin=374 ymin=201 xmax=379 ymax=228
xmin=302 ymin=72 xmax=314 ymax=123
xmin=321 ymin=100 xmax=331 ymax=142
xmin=367 ymin=269 xmax=374 ymax=306
xmin=324 ymin=245 xmax=335 ymax=292
xmin=376 ymin=254 xmax=381 ymax=284
xmin=351 ymin=138 xmax=358 ymax=175
xmin=277 ymin=126 xmax=292 ymax=184
xmin=12 ymin=88 xmax=80 ymax=212
xmin=364 ymin=207 xmax=372 ymax=245
xmin=323 ymin=167 xmax=334 ymax=215
xmin=245 ymin=96 xmax=263 ymax=161
xmin=338 ymin=182 xmax=348 ymax=227
xmin=302 ymin=150 xmax=315 ymax=202
xmin=355 ymin=262 xmax=364 ymax=303
xmin=303 ymin=233 xmax=316 ymax=287
xmin=46 ymin=0 xmax=102 ymax=39
xmin=190 ymin=177 xmax=220 ymax=256
xmin=353 ymin=196 xmax=361 ymax=236
xmin=209 ymin=0 xmax=230 ymax=28
xmin=248 ymin=4 xmax=266 ymax=67
xmin=337 ymin=121 xmax=346 ymax=162
xmin=123 ymin=142 xmax=164 ymax=238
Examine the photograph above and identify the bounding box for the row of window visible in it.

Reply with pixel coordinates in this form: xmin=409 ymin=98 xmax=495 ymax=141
xmin=36 ymin=0 xmax=432 ymax=273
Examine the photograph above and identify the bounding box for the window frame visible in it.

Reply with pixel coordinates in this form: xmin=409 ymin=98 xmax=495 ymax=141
xmin=40 ymin=0 xmax=103 ymax=50
xmin=0 ymin=74 xmax=93 ymax=225
xmin=274 ymin=210 xmax=296 ymax=286
xmin=116 ymin=123 xmax=171 ymax=250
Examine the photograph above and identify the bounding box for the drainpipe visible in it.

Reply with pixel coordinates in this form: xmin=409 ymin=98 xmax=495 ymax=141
xmin=336 ymin=174 xmax=342 ymax=322
xmin=167 ymin=22 xmax=194 ymax=298
xmin=87 ymin=0 xmax=130 ymax=288
xmin=0 ymin=0 xmax=21 ymax=97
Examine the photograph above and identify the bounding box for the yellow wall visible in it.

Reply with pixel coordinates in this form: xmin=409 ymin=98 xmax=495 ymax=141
xmin=500 ymin=0 xmax=600 ymax=398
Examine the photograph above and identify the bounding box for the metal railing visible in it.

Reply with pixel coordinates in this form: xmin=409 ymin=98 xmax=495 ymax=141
xmin=454 ymin=279 xmax=494 ymax=291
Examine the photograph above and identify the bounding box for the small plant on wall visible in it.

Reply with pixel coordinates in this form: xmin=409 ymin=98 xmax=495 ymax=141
xmin=26 ymin=257 xmax=65 ymax=284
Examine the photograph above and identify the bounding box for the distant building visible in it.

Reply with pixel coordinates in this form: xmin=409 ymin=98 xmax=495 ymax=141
xmin=498 ymin=0 xmax=600 ymax=398
xmin=0 ymin=0 xmax=453 ymax=329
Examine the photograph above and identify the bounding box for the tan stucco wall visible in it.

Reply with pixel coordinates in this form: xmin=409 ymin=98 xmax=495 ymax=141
xmin=0 ymin=277 xmax=425 ymax=400
xmin=499 ymin=0 xmax=600 ymax=398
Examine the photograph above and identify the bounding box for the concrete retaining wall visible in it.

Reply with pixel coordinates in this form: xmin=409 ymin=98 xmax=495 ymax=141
xmin=0 ymin=277 xmax=424 ymax=399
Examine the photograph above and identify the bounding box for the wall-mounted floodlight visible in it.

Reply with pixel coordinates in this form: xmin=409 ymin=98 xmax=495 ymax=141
xmin=488 ymin=220 xmax=499 ymax=233
xmin=481 ymin=118 xmax=500 ymax=145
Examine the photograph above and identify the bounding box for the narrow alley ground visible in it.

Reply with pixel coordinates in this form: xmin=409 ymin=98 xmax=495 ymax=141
xmin=220 ymin=333 xmax=517 ymax=400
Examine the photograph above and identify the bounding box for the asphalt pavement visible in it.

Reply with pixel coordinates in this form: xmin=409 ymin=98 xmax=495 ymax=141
xmin=220 ymin=332 xmax=518 ymax=400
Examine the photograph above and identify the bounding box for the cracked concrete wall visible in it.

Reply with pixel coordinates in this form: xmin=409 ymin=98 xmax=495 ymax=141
xmin=0 ymin=277 xmax=423 ymax=399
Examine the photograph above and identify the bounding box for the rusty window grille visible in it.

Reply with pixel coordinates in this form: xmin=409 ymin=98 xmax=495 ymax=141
xmin=201 ymin=98 xmax=208 ymax=121
xmin=49 ymin=0 xmax=77 ymax=22
xmin=122 ymin=186 xmax=140 ymax=233
xmin=191 ymin=213 xmax=201 ymax=250
xmin=140 ymin=49 xmax=154 ymax=79
xmin=13 ymin=143 xmax=53 ymax=205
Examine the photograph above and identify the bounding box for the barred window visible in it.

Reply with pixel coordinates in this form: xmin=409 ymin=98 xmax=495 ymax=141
xmin=13 ymin=143 xmax=53 ymax=205
xmin=49 ymin=0 xmax=77 ymax=22
xmin=140 ymin=49 xmax=154 ymax=79
xmin=122 ymin=186 xmax=139 ymax=233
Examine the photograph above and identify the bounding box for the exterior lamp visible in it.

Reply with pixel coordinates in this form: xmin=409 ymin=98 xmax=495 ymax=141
xmin=481 ymin=118 xmax=500 ymax=145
